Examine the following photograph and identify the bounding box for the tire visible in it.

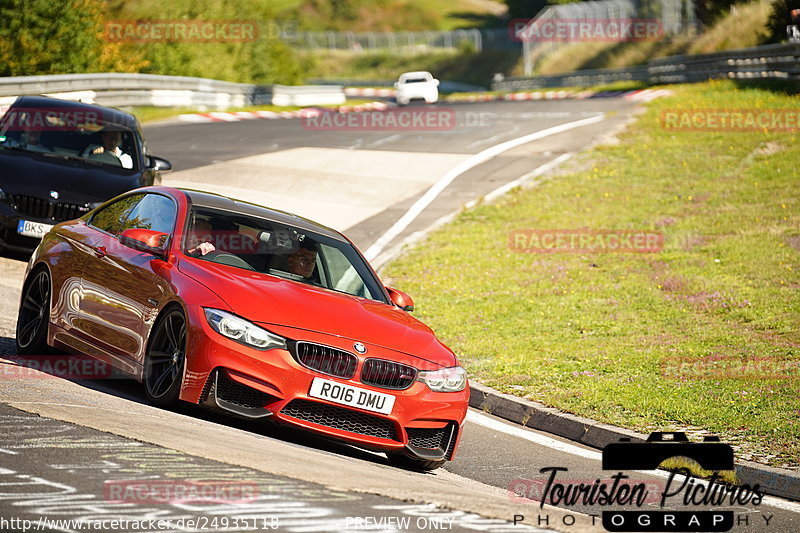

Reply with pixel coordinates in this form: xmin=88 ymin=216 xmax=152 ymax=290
xmin=144 ymin=307 xmax=187 ymax=407
xmin=16 ymin=268 xmax=52 ymax=355
xmin=388 ymin=452 xmax=446 ymax=471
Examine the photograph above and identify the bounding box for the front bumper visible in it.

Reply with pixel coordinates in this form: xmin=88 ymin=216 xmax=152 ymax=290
xmin=0 ymin=199 xmax=89 ymax=252
xmin=0 ymin=213 xmax=50 ymax=252
xmin=180 ymin=306 xmax=469 ymax=461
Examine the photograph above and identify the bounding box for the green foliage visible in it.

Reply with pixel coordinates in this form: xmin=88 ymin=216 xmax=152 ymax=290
xmin=0 ymin=0 xmax=105 ymax=76
xmin=103 ymin=1 xmax=306 ymax=83
xmin=289 ymin=0 xmax=444 ymax=31
xmin=764 ymin=0 xmax=800 ymax=42
xmin=304 ymin=48 xmax=519 ymax=87
xmin=503 ymin=0 xmax=548 ymax=19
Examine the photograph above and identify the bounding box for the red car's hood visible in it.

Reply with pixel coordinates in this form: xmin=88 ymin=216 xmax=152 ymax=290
xmin=179 ymin=258 xmax=457 ymax=367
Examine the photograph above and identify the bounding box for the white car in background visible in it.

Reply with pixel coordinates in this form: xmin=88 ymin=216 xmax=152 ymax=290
xmin=394 ymin=71 xmax=439 ymax=105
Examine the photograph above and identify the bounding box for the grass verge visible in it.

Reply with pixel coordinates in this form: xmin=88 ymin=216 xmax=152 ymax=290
xmin=383 ymin=80 xmax=800 ymax=469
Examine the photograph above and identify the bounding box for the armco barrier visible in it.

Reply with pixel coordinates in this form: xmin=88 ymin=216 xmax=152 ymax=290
xmin=0 ymin=73 xmax=344 ymax=109
xmin=494 ymin=42 xmax=800 ymax=90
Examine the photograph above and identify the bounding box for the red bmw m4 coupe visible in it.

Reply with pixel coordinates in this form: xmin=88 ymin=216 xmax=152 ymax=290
xmin=16 ymin=186 xmax=468 ymax=470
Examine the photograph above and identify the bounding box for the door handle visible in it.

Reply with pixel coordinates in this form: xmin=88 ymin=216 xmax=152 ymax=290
xmin=93 ymin=246 xmax=107 ymax=258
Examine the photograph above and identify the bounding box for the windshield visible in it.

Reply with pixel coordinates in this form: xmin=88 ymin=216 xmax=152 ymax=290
xmin=185 ymin=206 xmax=387 ymax=303
xmin=401 ymin=77 xmax=431 ymax=84
xmin=0 ymin=105 xmax=139 ymax=170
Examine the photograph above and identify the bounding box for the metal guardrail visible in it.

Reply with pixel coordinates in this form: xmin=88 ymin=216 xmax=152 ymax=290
xmin=495 ymin=43 xmax=800 ymax=90
xmin=498 ymin=66 xmax=649 ymax=90
xmin=308 ymin=79 xmax=489 ymax=93
xmin=0 ymin=73 xmax=345 ymax=109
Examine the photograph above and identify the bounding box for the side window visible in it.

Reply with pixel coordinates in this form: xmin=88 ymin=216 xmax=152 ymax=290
xmin=319 ymin=243 xmax=374 ymax=300
xmin=119 ymin=194 xmax=177 ymax=235
xmin=89 ymin=194 xmax=144 ymax=235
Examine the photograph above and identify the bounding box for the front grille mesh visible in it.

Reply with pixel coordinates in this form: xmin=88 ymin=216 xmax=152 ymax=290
xmin=294 ymin=342 xmax=357 ymax=379
xmin=361 ymin=358 xmax=417 ymax=390
xmin=10 ymin=195 xmax=86 ymax=221
xmin=407 ymin=426 xmax=450 ymax=450
xmin=281 ymin=399 xmax=398 ymax=440
xmin=216 ymin=372 xmax=272 ymax=409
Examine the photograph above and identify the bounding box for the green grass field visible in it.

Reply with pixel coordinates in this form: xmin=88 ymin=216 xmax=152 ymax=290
xmin=383 ymin=80 xmax=800 ymax=468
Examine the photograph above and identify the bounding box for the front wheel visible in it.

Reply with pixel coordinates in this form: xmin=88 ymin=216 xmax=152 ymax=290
xmin=16 ymin=268 xmax=52 ymax=355
xmin=144 ymin=307 xmax=187 ymax=407
xmin=388 ymin=452 xmax=446 ymax=471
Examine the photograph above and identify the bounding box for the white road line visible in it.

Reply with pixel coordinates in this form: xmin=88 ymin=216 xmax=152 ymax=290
xmin=368 ymin=133 xmax=402 ymax=148
xmin=466 ymin=129 xmax=516 ymax=149
xmin=467 ymin=410 xmax=601 ymax=460
xmin=466 ymin=152 xmax=574 ymax=209
xmin=369 ymin=153 xmax=576 ymax=270
xmin=468 ymin=410 xmax=800 ymax=513
xmin=0 ymin=448 xmax=18 ymax=454
xmin=363 ymin=114 xmax=605 ymax=261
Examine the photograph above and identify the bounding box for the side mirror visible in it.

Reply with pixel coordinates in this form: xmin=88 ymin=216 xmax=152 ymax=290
xmin=394 ymin=82 xmax=399 ymax=88
xmin=146 ymin=155 xmax=172 ymax=172
xmin=386 ymin=286 xmax=414 ymax=312
xmin=434 ymin=79 xmax=440 ymax=86
xmin=119 ymin=228 xmax=169 ymax=258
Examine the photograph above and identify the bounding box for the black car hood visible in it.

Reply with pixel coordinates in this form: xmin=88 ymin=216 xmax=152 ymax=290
xmin=0 ymin=149 xmax=141 ymax=203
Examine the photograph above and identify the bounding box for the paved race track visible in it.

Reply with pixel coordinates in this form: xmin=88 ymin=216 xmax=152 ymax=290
xmin=1 ymin=98 xmax=797 ymax=533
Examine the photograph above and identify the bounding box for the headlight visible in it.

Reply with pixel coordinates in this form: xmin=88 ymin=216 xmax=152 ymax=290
xmin=417 ymin=366 xmax=467 ymax=392
xmin=204 ymin=308 xmax=286 ymax=351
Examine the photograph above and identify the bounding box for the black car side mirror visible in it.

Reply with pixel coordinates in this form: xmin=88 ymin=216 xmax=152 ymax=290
xmin=146 ymin=156 xmax=172 ymax=172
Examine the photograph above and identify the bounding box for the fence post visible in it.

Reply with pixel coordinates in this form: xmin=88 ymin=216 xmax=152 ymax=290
xmin=470 ymin=29 xmax=482 ymax=52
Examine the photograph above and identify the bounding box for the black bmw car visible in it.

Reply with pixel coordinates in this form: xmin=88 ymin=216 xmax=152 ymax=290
xmin=0 ymin=96 xmax=171 ymax=252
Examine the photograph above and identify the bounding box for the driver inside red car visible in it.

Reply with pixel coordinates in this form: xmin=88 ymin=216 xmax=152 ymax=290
xmin=186 ymin=218 xmax=215 ymax=257
xmin=286 ymin=239 xmax=318 ymax=279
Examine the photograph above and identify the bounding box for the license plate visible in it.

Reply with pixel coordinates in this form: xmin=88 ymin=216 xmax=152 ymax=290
xmin=17 ymin=220 xmax=54 ymax=239
xmin=309 ymin=377 xmax=395 ymax=415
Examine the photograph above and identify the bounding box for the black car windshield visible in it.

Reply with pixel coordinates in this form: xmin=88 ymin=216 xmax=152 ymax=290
xmin=185 ymin=206 xmax=387 ymax=303
xmin=0 ymin=106 xmax=139 ymax=170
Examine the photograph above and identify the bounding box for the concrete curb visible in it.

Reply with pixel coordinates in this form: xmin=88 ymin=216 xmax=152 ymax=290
xmin=469 ymin=382 xmax=800 ymax=502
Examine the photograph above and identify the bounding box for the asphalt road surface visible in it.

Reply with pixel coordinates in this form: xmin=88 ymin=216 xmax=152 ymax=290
xmin=0 ymin=98 xmax=797 ymax=533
